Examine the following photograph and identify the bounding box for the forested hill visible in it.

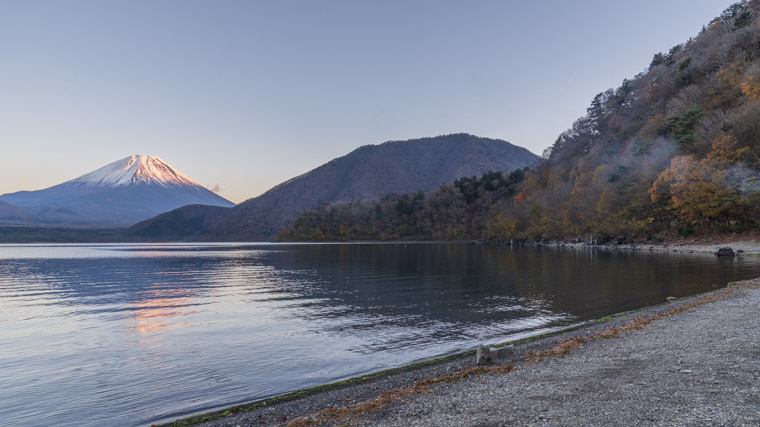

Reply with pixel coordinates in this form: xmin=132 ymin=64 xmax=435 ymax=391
xmin=276 ymin=169 xmax=530 ymax=241
xmin=203 ymin=133 xmax=537 ymax=240
xmin=279 ymin=2 xmax=760 ymax=242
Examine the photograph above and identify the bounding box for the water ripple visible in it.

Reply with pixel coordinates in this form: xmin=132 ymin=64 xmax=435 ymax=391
xmin=1 ymin=243 xmax=759 ymax=426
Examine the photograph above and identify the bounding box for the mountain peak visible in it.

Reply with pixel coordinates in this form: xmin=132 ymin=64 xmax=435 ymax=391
xmin=69 ymin=155 xmax=200 ymax=188
xmin=0 ymin=154 xmax=234 ymax=226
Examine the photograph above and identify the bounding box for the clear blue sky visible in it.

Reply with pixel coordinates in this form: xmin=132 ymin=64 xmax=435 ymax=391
xmin=1 ymin=0 xmax=736 ymax=203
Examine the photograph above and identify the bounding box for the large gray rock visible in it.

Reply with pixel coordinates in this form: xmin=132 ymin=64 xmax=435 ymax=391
xmin=715 ymin=247 xmax=735 ymax=257
xmin=476 ymin=344 xmax=514 ymax=365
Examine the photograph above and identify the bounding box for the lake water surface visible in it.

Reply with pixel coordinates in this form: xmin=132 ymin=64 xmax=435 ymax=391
xmin=2 ymin=242 xmax=760 ymax=426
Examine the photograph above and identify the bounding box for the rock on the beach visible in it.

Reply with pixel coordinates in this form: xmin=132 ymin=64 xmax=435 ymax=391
xmin=715 ymin=247 xmax=735 ymax=257
xmin=476 ymin=345 xmax=514 ymax=365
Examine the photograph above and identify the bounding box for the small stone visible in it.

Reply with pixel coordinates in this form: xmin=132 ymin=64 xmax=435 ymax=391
xmin=476 ymin=344 xmax=514 ymax=365
xmin=679 ymin=369 xmax=693 ymax=374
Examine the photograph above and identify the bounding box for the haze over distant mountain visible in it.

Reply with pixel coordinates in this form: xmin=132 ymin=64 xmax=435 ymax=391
xmin=190 ymin=133 xmax=536 ymax=240
xmin=0 ymin=155 xmax=234 ymax=226
xmin=0 ymin=200 xmax=43 ymax=225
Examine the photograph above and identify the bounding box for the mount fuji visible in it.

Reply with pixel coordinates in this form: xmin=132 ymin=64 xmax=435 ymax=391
xmin=0 ymin=155 xmax=234 ymax=226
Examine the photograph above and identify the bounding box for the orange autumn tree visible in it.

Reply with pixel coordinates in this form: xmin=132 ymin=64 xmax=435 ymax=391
xmin=483 ymin=214 xmax=521 ymax=241
xmin=741 ymin=75 xmax=760 ymax=100
xmin=650 ymin=155 xmax=740 ymax=228
xmin=706 ymin=132 xmax=750 ymax=168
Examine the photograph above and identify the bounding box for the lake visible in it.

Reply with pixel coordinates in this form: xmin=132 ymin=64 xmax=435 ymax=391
xmin=1 ymin=242 xmax=759 ymax=426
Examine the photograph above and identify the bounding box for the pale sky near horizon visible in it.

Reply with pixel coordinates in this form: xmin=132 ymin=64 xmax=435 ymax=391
xmin=1 ymin=0 xmax=737 ymax=203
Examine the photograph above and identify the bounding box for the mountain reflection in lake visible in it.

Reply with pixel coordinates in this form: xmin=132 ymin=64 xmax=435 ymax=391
xmin=1 ymin=242 xmax=758 ymax=426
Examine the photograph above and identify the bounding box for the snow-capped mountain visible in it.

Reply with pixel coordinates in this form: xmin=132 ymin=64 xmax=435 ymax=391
xmin=71 ymin=155 xmax=201 ymax=188
xmin=0 ymin=155 xmax=235 ymax=226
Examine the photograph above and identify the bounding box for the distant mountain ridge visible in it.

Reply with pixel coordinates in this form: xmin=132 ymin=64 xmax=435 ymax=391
xmin=0 ymin=200 xmax=42 ymax=225
xmin=186 ymin=133 xmax=536 ymax=240
xmin=0 ymin=155 xmax=234 ymax=226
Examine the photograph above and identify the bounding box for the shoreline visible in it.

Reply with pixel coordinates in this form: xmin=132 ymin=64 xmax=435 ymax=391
xmin=488 ymin=237 xmax=760 ymax=256
xmin=159 ymin=318 xmax=610 ymax=426
xmin=160 ymin=241 xmax=760 ymax=426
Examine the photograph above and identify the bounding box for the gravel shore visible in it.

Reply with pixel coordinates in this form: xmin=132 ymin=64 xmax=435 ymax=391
xmin=168 ymin=271 xmax=760 ymax=427
xmin=352 ymin=281 xmax=760 ymax=426
xmin=606 ymin=239 xmax=760 ymax=256
xmin=537 ymin=238 xmax=760 ymax=256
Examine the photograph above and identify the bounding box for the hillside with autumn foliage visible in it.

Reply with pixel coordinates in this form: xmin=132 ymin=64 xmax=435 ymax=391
xmin=278 ymin=2 xmax=760 ymax=242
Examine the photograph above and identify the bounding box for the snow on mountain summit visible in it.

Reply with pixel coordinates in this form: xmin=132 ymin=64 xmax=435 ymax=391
xmin=70 ymin=155 xmax=201 ymax=188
